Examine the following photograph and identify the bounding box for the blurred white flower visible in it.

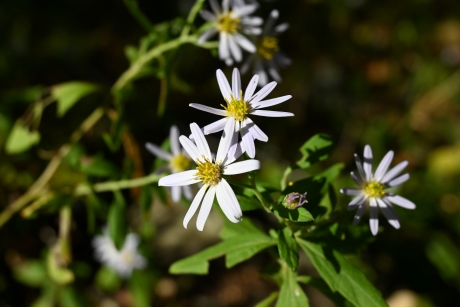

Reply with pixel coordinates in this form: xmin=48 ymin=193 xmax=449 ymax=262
xmin=241 ymin=10 xmax=292 ymax=86
xmin=340 ymin=145 xmax=416 ymax=235
xmin=92 ymin=232 xmax=147 ymax=278
xmin=189 ymin=68 xmax=293 ymax=159
xmin=198 ymin=0 xmax=262 ymax=66
xmin=159 ymin=122 xmax=260 ymax=231
xmin=146 ymin=125 xmax=193 ymax=202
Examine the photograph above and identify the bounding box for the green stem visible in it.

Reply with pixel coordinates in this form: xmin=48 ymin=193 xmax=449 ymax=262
xmin=123 ymin=0 xmax=154 ymax=33
xmin=180 ymin=0 xmax=206 ymax=38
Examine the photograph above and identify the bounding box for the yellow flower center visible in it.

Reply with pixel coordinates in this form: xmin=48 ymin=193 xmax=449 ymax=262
xmin=222 ymin=91 xmax=250 ymax=122
xmin=257 ymin=36 xmax=279 ymax=60
xmin=217 ymin=12 xmax=240 ymax=34
xmin=170 ymin=153 xmax=191 ymax=172
xmin=195 ymin=156 xmax=222 ymax=186
xmin=363 ymin=181 xmax=386 ymax=198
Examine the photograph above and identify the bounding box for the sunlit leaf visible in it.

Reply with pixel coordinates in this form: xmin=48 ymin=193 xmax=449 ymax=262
xmin=13 ymin=260 xmax=48 ymax=287
xmin=275 ymin=269 xmax=309 ymax=307
xmin=296 ymin=134 xmax=334 ymax=169
xmin=5 ymin=119 xmax=40 ymax=154
xmin=272 ymin=204 xmax=314 ymax=222
xmin=52 ymin=82 xmax=101 ymax=117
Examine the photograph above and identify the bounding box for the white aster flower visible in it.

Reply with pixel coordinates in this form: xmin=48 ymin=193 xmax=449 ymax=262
xmin=198 ymin=0 xmax=262 ymax=66
xmin=340 ymin=145 xmax=416 ymax=236
xmin=189 ymin=68 xmax=293 ymax=159
xmin=146 ymin=125 xmax=193 ymax=203
xmin=158 ymin=122 xmax=260 ymax=231
xmin=92 ymin=232 xmax=147 ymax=278
xmin=241 ymin=10 xmax=292 ymax=86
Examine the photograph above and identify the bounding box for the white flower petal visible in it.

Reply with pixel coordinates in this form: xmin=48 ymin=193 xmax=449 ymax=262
xmin=244 ymin=27 xmax=262 ymax=35
xmin=189 ymin=103 xmax=227 ymax=116
xmin=385 ymin=195 xmax=416 ymax=209
xmin=226 ymin=120 xmax=240 ymax=161
xmin=268 ymin=63 xmax=282 ymax=82
xmin=374 ymin=150 xmax=394 ymax=181
xmin=145 ymin=142 xmax=172 ymax=161
xmin=196 ymin=186 xmax=217 ymax=231
xmin=179 ymin=136 xmax=201 ymax=161
xmin=354 ymin=154 xmax=366 ymax=181
xmin=216 ymin=117 xmax=237 ymax=162
xmin=228 ymin=35 xmax=242 ymax=63
xmin=203 ymin=117 xmax=228 ymax=135
xmin=363 ymin=145 xmax=373 ymax=181
xmin=183 ymin=185 xmax=208 ymax=229
xmin=274 ymin=23 xmax=289 ymax=34
xmin=223 ymin=140 xmax=245 ymax=165
xmin=252 ymin=95 xmax=292 ymax=109
xmin=241 ymin=16 xmax=263 ymax=26
xmin=222 ymin=0 xmax=230 ymax=13
xmin=244 ymin=74 xmax=259 ymax=101
xmin=377 ymin=198 xmax=400 ymax=229
xmin=249 ymin=81 xmax=277 ymax=105
xmin=340 ymin=188 xmax=362 ymax=196
xmin=353 ymin=204 xmax=367 ymax=225
xmin=386 ymin=173 xmax=410 ymax=187
xmin=381 ymin=161 xmax=409 ymax=184
xmin=347 ymin=194 xmax=365 ymax=211
xmin=171 ymin=185 xmax=181 ymax=202
xmin=232 ymin=68 xmax=241 ymax=97
xmin=233 ymin=4 xmax=258 ymax=17
xmin=216 ymin=69 xmax=232 ymax=99
xmin=369 ymin=198 xmax=379 ymax=235
xmin=224 ymin=159 xmax=260 ymax=175
xmin=159 ymin=170 xmax=199 ymax=187
xmin=170 ymin=125 xmax=181 ymax=156
xmin=233 ymin=33 xmax=256 ymax=52
xmin=216 ymin=180 xmax=241 ymax=223
xmin=350 ymin=171 xmax=363 ymax=186
xmin=219 ymin=33 xmax=230 ymax=61
xmin=241 ymin=120 xmax=256 ymax=158
xmin=250 ymin=110 xmax=294 ymax=117
xmin=199 ymin=10 xmax=216 ymax=22
xmin=246 ymin=118 xmax=268 ymax=142
xmin=263 ymin=10 xmax=278 ymax=34
xmin=209 ymin=0 xmax=221 ymax=14
xmin=123 ymin=234 xmax=140 ymax=250
xmin=182 ymin=185 xmax=193 ymax=200
xmin=198 ymin=28 xmax=217 ymax=44
xmin=190 ymin=123 xmax=212 ymax=160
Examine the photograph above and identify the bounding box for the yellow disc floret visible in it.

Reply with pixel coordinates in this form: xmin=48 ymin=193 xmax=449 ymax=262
xmin=195 ymin=156 xmax=223 ymax=186
xmin=217 ymin=12 xmax=240 ymax=34
xmin=170 ymin=154 xmax=191 ymax=172
xmin=222 ymin=91 xmax=250 ymax=122
xmin=363 ymin=181 xmax=386 ymax=198
xmin=257 ymin=36 xmax=279 ymax=60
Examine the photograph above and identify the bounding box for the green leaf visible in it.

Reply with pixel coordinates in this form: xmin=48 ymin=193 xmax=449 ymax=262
xmin=278 ymin=225 xmax=299 ymax=271
xmin=272 ymin=204 xmax=314 ymax=222
xmin=298 ymin=240 xmax=387 ymax=307
xmin=296 ymin=134 xmax=334 ymax=169
xmin=220 ymin=218 xmax=266 ymax=240
xmin=5 ymin=119 xmax=40 ymax=154
xmin=59 ymin=286 xmax=85 ymax=307
xmin=13 ymin=260 xmax=48 ymax=287
xmin=236 ymin=194 xmax=262 ymax=211
xmin=169 ymin=234 xmax=276 ymax=275
xmin=52 ymin=82 xmax=101 ymax=117
xmin=255 ymin=292 xmax=279 ymax=307
xmin=313 ymin=163 xmax=344 ymax=194
xmin=129 ymin=270 xmax=153 ymax=307
xmin=275 ymin=269 xmax=309 ymax=307
xmin=108 ymin=191 xmax=127 ymax=249
xmin=95 ymin=266 xmax=122 ymax=291
xmin=297 ymin=276 xmax=348 ymax=307
xmin=47 ymin=251 xmax=74 ymax=285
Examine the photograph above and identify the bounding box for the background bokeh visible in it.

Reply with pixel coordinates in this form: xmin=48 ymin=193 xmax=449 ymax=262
xmin=2 ymin=0 xmax=460 ymax=306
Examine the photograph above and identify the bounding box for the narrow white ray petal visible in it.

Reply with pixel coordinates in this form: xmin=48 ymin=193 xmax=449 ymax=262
xmin=219 ymin=33 xmax=230 ymax=61
xmin=350 ymin=171 xmax=363 ymax=186
xmin=219 ymin=179 xmax=243 ymax=219
xmin=216 ymin=118 xmax=237 ymax=162
xmin=171 ymin=186 xmax=181 ymax=202
xmin=222 ymin=0 xmax=230 ymax=13
xmin=240 ymin=120 xmax=255 ymax=158
xmin=145 ymin=143 xmax=172 ymax=161
xmin=223 ymin=141 xmax=245 ymax=166
xmin=183 ymin=185 xmax=208 ymax=229
xmin=249 ymin=81 xmax=277 ymax=105
xmin=381 ymin=161 xmax=409 ymax=184
xmin=385 ymin=195 xmax=416 ymax=209
xmin=189 ymin=103 xmax=227 ymax=116
xmin=224 ymin=159 xmax=260 ymax=175
xmin=179 ymin=136 xmax=200 ymax=161
xmin=386 ymin=173 xmax=410 ymax=187
xmin=377 ymin=198 xmax=400 ymax=229
xmin=363 ymin=145 xmax=373 ymax=181
xmin=251 ymin=110 xmax=294 ymax=117
xmin=233 ymin=4 xmax=258 ymax=17
xmin=268 ymin=64 xmax=282 ymax=82
xmin=199 ymin=10 xmax=216 ymax=22
xmin=241 ymin=16 xmax=263 ymax=26
xmin=232 ymin=68 xmax=241 ymax=97
xmin=216 ymin=69 xmax=232 ymax=99
xmin=182 ymin=185 xmax=193 ymax=200
xmin=354 ymin=154 xmax=366 ymax=181
xmin=353 ymin=204 xmax=367 ymax=225
xmin=233 ymin=33 xmax=256 ymax=52
xmin=369 ymin=198 xmax=379 ymax=235
xmin=374 ymin=151 xmax=394 ymax=181
xmin=216 ymin=182 xmax=240 ymax=223
xmin=227 ymin=35 xmax=242 ymax=63
xmin=244 ymin=27 xmax=262 ymax=35
xmin=226 ymin=120 xmax=240 ymax=161
xmin=348 ymin=194 xmax=365 ymax=211
xmin=170 ymin=125 xmax=181 ymax=156
xmin=340 ymin=188 xmax=362 ymax=196
xmin=196 ymin=186 xmax=217 ymax=231
xmin=275 ymin=52 xmax=292 ymax=66
xmin=198 ymin=28 xmax=217 ymax=44
xmin=244 ymin=75 xmax=259 ymax=101
xmin=252 ymin=95 xmax=292 ymax=109
xmin=263 ymin=10 xmax=279 ymax=34
xmin=274 ymin=23 xmax=289 ymax=34
xmin=159 ymin=170 xmax=199 ymax=187
xmin=190 ymin=123 xmax=212 ymax=160
xmin=202 ymin=118 xmax=228 ymax=136
xmin=246 ymin=118 xmax=268 ymax=142
xmin=209 ymin=0 xmax=221 ymax=14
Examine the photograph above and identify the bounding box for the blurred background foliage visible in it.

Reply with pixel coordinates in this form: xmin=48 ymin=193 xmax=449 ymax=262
xmin=2 ymin=0 xmax=460 ymax=306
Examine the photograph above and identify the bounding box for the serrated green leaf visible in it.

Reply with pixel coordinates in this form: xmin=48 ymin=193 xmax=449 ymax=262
xmin=52 ymin=82 xmax=100 ymax=117
xmin=272 ymin=204 xmax=314 ymax=222
xmin=278 ymin=225 xmax=299 ymax=271
xmin=296 ymin=134 xmax=334 ymax=169
xmin=275 ymin=269 xmax=309 ymax=307
xmin=13 ymin=260 xmax=48 ymax=287
xmin=5 ymin=119 xmax=40 ymax=154
xmin=255 ymin=292 xmax=279 ymax=307
xmin=169 ymin=234 xmax=276 ymax=275
xmin=298 ymin=240 xmax=387 ymax=307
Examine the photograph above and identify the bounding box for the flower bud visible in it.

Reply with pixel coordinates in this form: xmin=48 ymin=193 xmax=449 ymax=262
xmin=282 ymin=192 xmax=308 ymax=210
